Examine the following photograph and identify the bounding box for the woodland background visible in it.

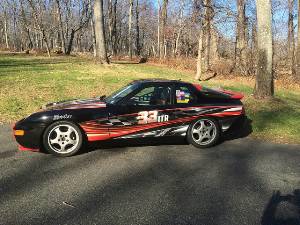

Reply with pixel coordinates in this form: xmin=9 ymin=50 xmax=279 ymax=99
xmin=0 ymin=0 xmax=299 ymax=86
xmin=0 ymin=0 xmax=300 ymax=143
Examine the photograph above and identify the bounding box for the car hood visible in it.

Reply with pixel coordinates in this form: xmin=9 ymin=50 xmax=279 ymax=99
xmin=42 ymin=98 xmax=107 ymax=110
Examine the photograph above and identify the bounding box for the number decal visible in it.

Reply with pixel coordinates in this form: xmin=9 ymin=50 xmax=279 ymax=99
xmin=137 ymin=111 xmax=149 ymax=124
xmin=137 ymin=111 xmax=168 ymax=124
xmin=148 ymin=111 xmax=158 ymax=123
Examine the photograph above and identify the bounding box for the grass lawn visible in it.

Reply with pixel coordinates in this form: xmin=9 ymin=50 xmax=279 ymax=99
xmin=0 ymin=54 xmax=299 ymax=144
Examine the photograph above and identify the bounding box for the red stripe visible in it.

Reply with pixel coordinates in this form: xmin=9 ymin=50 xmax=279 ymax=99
xmin=81 ymin=106 xmax=243 ymax=141
xmin=18 ymin=145 xmax=39 ymax=152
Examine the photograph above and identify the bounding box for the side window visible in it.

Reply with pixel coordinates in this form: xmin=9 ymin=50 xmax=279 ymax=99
xmin=175 ymin=85 xmax=198 ymax=104
xmin=129 ymin=85 xmax=171 ymax=106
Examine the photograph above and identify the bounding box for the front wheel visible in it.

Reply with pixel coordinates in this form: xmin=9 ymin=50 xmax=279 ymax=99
xmin=43 ymin=121 xmax=83 ymax=157
xmin=187 ymin=117 xmax=221 ymax=148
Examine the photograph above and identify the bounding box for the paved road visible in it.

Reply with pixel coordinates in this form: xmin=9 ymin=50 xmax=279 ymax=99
xmin=0 ymin=124 xmax=300 ymax=225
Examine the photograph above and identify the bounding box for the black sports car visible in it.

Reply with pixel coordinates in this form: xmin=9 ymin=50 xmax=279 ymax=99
xmin=13 ymin=79 xmax=245 ymax=156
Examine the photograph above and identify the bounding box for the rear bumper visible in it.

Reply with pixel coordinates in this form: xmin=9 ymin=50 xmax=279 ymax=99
xmin=219 ymin=115 xmax=246 ymax=132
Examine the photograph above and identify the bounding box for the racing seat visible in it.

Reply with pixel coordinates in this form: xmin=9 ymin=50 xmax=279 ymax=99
xmin=150 ymin=87 xmax=171 ymax=105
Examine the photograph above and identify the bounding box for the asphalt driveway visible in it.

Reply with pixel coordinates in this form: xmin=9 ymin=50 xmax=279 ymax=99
xmin=0 ymin=124 xmax=299 ymax=225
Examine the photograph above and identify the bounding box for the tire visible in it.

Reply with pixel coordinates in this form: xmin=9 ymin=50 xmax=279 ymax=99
xmin=43 ymin=121 xmax=83 ymax=157
xmin=187 ymin=117 xmax=221 ymax=148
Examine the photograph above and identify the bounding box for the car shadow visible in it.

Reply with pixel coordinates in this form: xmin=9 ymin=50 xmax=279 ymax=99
xmin=261 ymin=190 xmax=300 ymax=225
xmin=81 ymin=136 xmax=189 ymax=155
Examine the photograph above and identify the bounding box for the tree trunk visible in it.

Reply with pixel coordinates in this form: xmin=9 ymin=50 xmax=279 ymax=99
xmin=161 ymin=0 xmax=168 ymax=59
xmin=204 ymin=0 xmax=212 ymax=71
xmin=4 ymin=16 xmax=9 ymax=49
xmin=55 ymin=0 xmax=66 ymax=54
xmin=195 ymin=28 xmax=203 ymax=80
xmin=108 ymin=0 xmax=117 ymax=55
xmin=26 ymin=28 xmax=33 ymax=49
xmin=235 ymin=0 xmax=247 ymax=74
xmin=288 ymin=0 xmax=296 ymax=77
xmin=128 ymin=0 xmax=133 ymax=59
xmin=42 ymin=30 xmax=51 ymax=57
xmin=174 ymin=0 xmax=184 ymax=57
xmin=108 ymin=0 xmax=113 ymax=53
xmin=254 ymin=0 xmax=273 ymax=98
xmin=296 ymin=0 xmax=300 ymax=80
xmin=211 ymin=27 xmax=219 ymax=60
xmin=94 ymin=0 xmax=109 ymax=63
xmin=135 ymin=0 xmax=140 ymax=56
xmin=157 ymin=0 xmax=161 ymax=58
xmin=66 ymin=29 xmax=75 ymax=55
xmin=91 ymin=18 xmax=97 ymax=57
xmin=112 ymin=0 xmax=118 ymax=55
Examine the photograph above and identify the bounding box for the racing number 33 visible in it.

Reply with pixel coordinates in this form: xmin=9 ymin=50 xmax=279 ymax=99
xmin=137 ymin=111 xmax=169 ymax=124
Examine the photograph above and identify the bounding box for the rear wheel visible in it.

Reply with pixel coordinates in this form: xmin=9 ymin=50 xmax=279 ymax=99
xmin=43 ymin=121 xmax=83 ymax=157
xmin=187 ymin=117 xmax=220 ymax=148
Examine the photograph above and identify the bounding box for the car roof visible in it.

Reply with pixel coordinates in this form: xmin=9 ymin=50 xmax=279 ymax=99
xmin=130 ymin=79 xmax=190 ymax=85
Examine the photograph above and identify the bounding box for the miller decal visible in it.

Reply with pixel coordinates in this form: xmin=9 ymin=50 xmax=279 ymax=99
xmin=53 ymin=114 xmax=72 ymax=120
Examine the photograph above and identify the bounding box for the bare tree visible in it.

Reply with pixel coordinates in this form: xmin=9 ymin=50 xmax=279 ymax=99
xmin=173 ymin=0 xmax=185 ymax=57
xmin=128 ymin=0 xmax=133 ymax=59
xmin=27 ymin=0 xmax=51 ymax=57
xmin=195 ymin=0 xmax=203 ymax=80
xmin=65 ymin=1 xmax=92 ymax=55
xmin=234 ymin=0 xmax=247 ymax=74
xmin=55 ymin=0 xmax=66 ymax=54
xmin=0 ymin=1 xmax=10 ymax=49
xmin=135 ymin=0 xmax=140 ymax=56
xmin=254 ymin=0 xmax=273 ymax=98
xmin=108 ymin=0 xmax=117 ymax=55
xmin=91 ymin=17 xmax=97 ymax=57
xmin=195 ymin=27 xmax=204 ymax=80
xmin=161 ymin=0 xmax=168 ymax=59
xmin=157 ymin=0 xmax=161 ymax=58
xmin=296 ymin=0 xmax=300 ymax=80
xmin=203 ymin=0 xmax=212 ymax=71
xmin=94 ymin=0 xmax=109 ymax=63
xmin=288 ymin=0 xmax=295 ymax=76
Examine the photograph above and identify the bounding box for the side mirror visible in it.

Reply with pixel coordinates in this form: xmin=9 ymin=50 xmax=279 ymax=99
xmin=99 ymin=95 xmax=106 ymax=100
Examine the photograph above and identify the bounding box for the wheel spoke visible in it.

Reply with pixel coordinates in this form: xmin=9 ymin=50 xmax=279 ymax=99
xmin=204 ymin=131 xmax=212 ymax=139
xmin=50 ymin=137 xmax=60 ymax=145
xmin=54 ymin=127 xmax=62 ymax=137
xmin=193 ymin=129 xmax=200 ymax=134
xmin=206 ymin=125 xmax=213 ymax=132
xmin=199 ymin=121 xmax=205 ymax=130
xmin=68 ymin=139 xmax=77 ymax=145
xmin=59 ymin=143 xmax=66 ymax=151
xmin=198 ymin=134 xmax=205 ymax=142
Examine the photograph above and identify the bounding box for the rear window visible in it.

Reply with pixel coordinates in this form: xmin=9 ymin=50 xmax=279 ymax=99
xmin=175 ymin=85 xmax=198 ymax=104
xmin=200 ymin=87 xmax=231 ymax=99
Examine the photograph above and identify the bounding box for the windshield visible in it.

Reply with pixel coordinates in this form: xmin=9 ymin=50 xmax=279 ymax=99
xmin=105 ymin=84 xmax=138 ymax=104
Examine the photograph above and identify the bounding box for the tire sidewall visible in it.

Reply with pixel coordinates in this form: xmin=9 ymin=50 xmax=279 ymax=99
xmin=187 ymin=117 xmax=221 ymax=148
xmin=43 ymin=121 xmax=83 ymax=157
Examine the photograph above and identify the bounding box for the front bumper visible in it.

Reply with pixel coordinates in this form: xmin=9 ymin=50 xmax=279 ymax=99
xmin=13 ymin=120 xmax=46 ymax=151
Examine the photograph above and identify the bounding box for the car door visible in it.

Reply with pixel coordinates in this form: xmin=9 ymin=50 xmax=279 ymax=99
xmin=107 ymin=83 xmax=178 ymax=139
